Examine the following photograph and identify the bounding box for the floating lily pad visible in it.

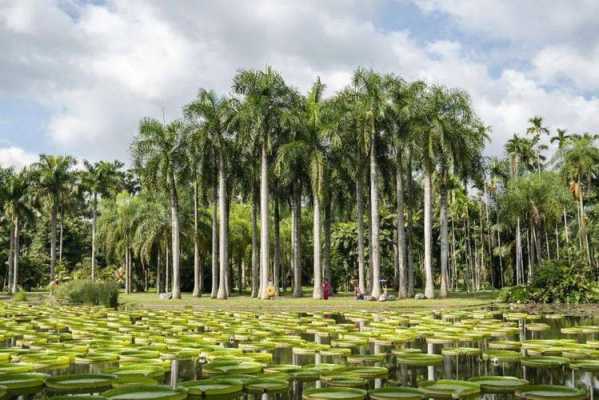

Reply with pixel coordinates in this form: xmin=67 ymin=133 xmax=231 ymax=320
xmin=0 ymin=372 xmax=47 ymax=391
xmin=521 ymin=357 xmax=568 ymax=368
xmin=321 ymin=376 xmax=366 ymax=388
xmin=303 ymin=387 xmax=367 ymax=400
xmin=396 ymin=353 xmax=444 ymax=366
xmin=368 ymin=387 xmax=425 ymax=400
xmin=46 ymin=374 xmax=117 ymax=394
xmin=179 ymin=379 xmax=243 ymax=398
xmin=418 ymin=380 xmax=481 ymax=399
xmin=468 ymin=376 xmax=528 ymax=393
xmin=246 ymin=378 xmax=288 ymax=394
xmin=515 ymin=385 xmax=587 ymax=400
xmin=102 ymin=384 xmax=188 ymax=400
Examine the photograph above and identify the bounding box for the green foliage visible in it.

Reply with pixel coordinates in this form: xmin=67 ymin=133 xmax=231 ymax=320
xmin=53 ymin=280 xmax=119 ymax=307
xmin=12 ymin=291 xmax=27 ymax=302
xmin=498 ymin=259 xmax=599 ymax=304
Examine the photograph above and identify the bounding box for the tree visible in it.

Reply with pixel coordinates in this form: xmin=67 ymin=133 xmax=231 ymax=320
xmin=3 ymin=168 xmax=33 ymax=293
xmin=233 ymin=67 xmax=293 ymax=299
xmin=32 ymin=154 xmax=76 ymax=280
xmin=131 ymin=119 xmax=189 ymax=299
xmin=526 ymin=116 xmax=550 ymax=173
xmin=81 ymin=160 xmax=124 ymax=281
xmin=352 ymin=68 xmax=387 ymax=299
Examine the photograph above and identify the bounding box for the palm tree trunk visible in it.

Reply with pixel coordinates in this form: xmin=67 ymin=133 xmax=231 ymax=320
xmin=313 ymin=190 xmax=322 ymax=299
xmin=439 ymin=171 xmax=449 ymax=298
xmin=193 ymin=181 xmax=201 ymax=297
xmin=292 ymin=185 xmax=303 ymax=297
xmin=11 ymin=217 xmax=19 ymax=294
xmin=169 ymin=173 xmax=181 ymax=299
xmin=423 ymin=161 xmax=434 ymax=299
xmin=356 ymin=174 xmax=366 ymax=295
xmin=396 ymin=157 xmax=408 ymax=298
xmin=59 ymin=206 xmax=64 ymax=265
xmin=8 ymin=223 xmax=14 ymax=292
xmin=273 ymin=196 xmax=281 ymax=295
xmin=156 ymin=249 xmax=161 ymax=294
xmin=251 ymin=189 xmax=259 ymax=297
xmin=217 ymin=153 xmax=228 ymax=300
xmin=50 ymin=201 xmax=57 ymax=279
xmin=323 ymin=193 xmax=332 ymax=284
xmin=165 ymin=244 xmax=169 ymax=293
xmin=516 ymin=217 xmax=523 ymax=285
xmin=406 ymin=148 xmax=415 ymax=297
xmin=563 ymin=208 xmax=569 ymax=243
xmin=370 ymin=137 xmax=382 ymax=299
xmin=211 ymin=189 xmax=218 ymax=298
xmin=91 ymin=193 xmax=97 ymax=281
xmin=259 ymin=141 xmax=270 ymax=299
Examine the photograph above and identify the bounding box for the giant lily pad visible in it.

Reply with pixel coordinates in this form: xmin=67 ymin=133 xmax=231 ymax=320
xmin=418 ymin=380 xmax=481 ymax=399
xmin=102 ymin=384 xmax=188 ymax=400
xmin=468 ymin=376 xmax=528 ymax=393
xmin=179 ymin=379 xmax=243 ymax=399
xmin=0 ymin=372 xmax=47 ymax=391
xmin=303 ymin=387 xmax=367 ymax=400
xmin=368 ymin=387 xmax=425 ymax=400
xmin=515 ymin=385 xmax=587 ymax=400
xmin=46 ymin=374 xmax=117 ymax=394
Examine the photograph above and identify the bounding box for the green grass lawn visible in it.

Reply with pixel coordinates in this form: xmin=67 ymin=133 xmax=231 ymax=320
xmin=120 ymin=289 xmax=498 ymax=312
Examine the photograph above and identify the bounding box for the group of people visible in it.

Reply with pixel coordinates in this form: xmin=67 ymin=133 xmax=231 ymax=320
xmin=353 ymin=280 xmax=391 ymax=302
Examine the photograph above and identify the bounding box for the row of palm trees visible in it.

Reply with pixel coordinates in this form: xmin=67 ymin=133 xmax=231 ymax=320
xmin=3 ymin=67 xmax=596 ymax=299
xmin=126 ymin=67 xmax=487 ymax=300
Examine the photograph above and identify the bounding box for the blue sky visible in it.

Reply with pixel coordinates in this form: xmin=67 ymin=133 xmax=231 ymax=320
xmin=2 ymin=0 xmax=599 ymax=168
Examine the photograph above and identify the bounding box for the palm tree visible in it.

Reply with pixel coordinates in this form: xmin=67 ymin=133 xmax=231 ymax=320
xmin=526 ymin=116 xmax=549 ymax=173
xmin=185 ymin=89 xmax=236 ymax=300
xmin=81 ymin=160 xmax=123 ymax=281
xmin=233 ymin=67 xmax=292 ymax=299
xmin=3 ymin=168 xmax=32 ymax=293
xmin=32 ymin=154 xmax=76 ymax=280
xmin=131 ymin=119 xmax=188 ymax=299
xmin=352 ymin=68 xmax=387 ymax=299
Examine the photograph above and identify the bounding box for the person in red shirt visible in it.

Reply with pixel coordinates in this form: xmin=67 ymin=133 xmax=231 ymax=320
xmin=322 ymin=279 xmax=332 ymax=300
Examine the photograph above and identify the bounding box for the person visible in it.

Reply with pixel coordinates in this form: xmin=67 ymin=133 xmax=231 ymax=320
xmin=322 ymin=279 xmax=332 ymax=300
xmin=353 ymin=280 xmax=364 ymax=300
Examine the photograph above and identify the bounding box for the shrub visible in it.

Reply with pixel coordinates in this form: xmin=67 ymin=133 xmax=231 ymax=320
xmin=53 ymin=280 xmax=119 ymax=308
xmin=498 ymin=259 xmax=599 ymax=304
xmin=12 ymin=291 xmax=27 ymax=302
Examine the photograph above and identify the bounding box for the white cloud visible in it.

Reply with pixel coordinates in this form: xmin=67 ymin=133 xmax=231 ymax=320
xmin=0 ymin=146 xmax=37 ymax=169
xmin=532 ymin=45 xmax=599 ymax=92
xmin=1 ymin=0 xmax=599 ymax=162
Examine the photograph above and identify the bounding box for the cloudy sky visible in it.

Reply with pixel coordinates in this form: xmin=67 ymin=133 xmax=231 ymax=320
xmin=1 ymin=0 xmax=599 ymax=168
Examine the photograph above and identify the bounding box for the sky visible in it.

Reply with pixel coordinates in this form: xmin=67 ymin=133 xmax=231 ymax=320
xmin=1 ymin=0 xmax=599 ymax=169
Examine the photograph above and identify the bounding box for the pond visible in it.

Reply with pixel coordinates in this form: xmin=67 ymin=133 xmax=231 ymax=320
xmin=0 ymin=303 xmax=597 ymax=400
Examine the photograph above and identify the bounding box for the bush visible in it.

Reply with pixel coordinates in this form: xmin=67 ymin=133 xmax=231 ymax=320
xmin=53 ymin=280 xmax=119 ymax=308
xmin=12 ymin=291 xmax=27 ymax=302
xmin=498 ymin=259 xmax=599 ymax=304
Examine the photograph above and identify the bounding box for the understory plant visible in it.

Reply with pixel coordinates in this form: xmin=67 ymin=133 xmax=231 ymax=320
xmin=53 ymin=279 xmax=119 ymax=307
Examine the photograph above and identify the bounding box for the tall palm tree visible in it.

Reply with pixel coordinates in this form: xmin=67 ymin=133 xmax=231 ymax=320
xmin=352 ymin=68 xmax=387 ymax=299
xmin=185 ymin=89 xmax=236 ymax=300
xmin=526 ymin=116 xmax=550 ymax=173
xmin=81 ymin=160 xmax=124 ymax=281
xmin=32 ymin=154 xmax=76 ymax=280
xmin=3 ymin=168 xmax=32 ymax=293
xmin=233 ymin=67 xmax=292 ymax=299
xmin=131 ymin=119 xmax=189 ymax=299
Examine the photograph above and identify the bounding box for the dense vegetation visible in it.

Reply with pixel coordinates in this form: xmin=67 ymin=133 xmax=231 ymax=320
xmin=1 ymin=67 xmax=598 ymax=302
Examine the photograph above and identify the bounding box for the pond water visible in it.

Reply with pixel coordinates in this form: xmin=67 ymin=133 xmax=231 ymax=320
xmin=0 ymin=303 xmax=597 ymax=400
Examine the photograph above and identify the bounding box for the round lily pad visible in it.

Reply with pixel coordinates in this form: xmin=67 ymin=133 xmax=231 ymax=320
xmin=521 ymin=357 xmax=568 ymax=368
xmin=102 ymin=384 xmax=188 ymax=400
xmin=303 ymin=387 xmax=367 ymax=400
xmin=468 ymin=376 xmax=528 ymax=393
xmin=418 ymin=380 xmax=481 ymax=399
xmin=246 ymin=378 xmax=288 ymax=394
xmin=570 ymin=360 xmax=599 ymax=372
xmin=515 ymin=385 xmax=587 ymax=400
xmin=0 ymin=372 xmax=47 ymax=391
xmin=396 ymin=353 xmax=444 ymax=366
xmin=46 ymin=374 xmax=117 ymax=393
xmin=322 ymin=376 xmax=366 ymax=388
xmin=179 ymin=379 xmax=243 ymax=398
xmin=368 ymin=387 xmax=425 ymax=400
